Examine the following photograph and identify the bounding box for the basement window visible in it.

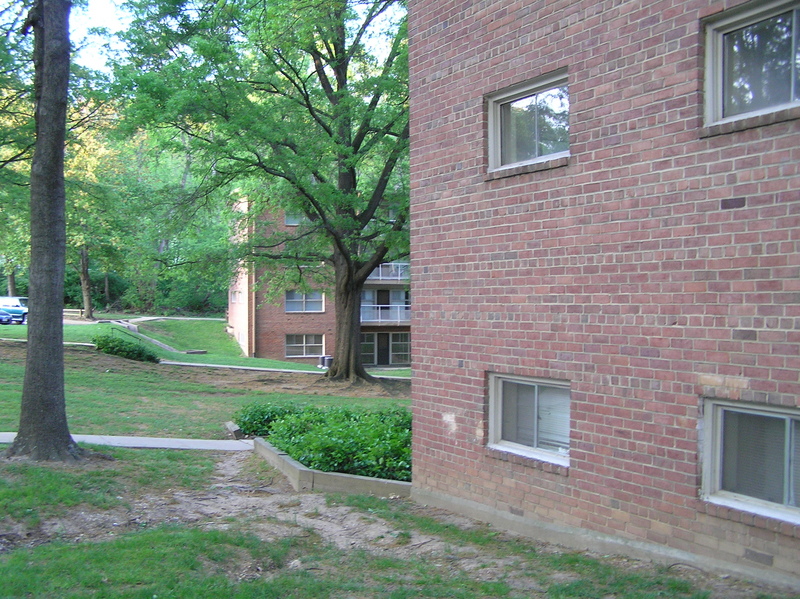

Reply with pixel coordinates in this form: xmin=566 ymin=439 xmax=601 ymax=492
xmin=703 ymin=399 xmax=800 ymax=524
xmin=488 ymin=373 xmax=570 ymax=466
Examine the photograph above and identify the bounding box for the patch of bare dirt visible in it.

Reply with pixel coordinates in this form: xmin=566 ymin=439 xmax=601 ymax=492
xmin=1 ymin=451 xmax=793 ymax=598
xmin=0 ymin=341 xmax=794 ymax=597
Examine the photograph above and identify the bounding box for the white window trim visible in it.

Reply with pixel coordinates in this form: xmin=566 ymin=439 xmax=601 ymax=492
xmin=701 ymin=398 xmax=800 ymax=525
xmin=390 ymin=332 xmax=411 ymax=365
xmin=284 ymin=334 xmax=325 ymax=358
xmin=284 ymin=212 xmax=308 ymax=226
xmin=284 ymin=291 xmax=325 ymax=313
xmin=487 ymin=69 xmax=570 ymax=173
xmin=488 ymin=373 xmax=570 ymax=467
xmin=704 ymin=0 xmax=800 ymax=125
xmin=360 ymin=332 xmax=411 ymax=366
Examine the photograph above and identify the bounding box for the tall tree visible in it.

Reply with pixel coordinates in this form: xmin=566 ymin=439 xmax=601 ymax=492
xmin=118 ymin=0 xmax=409 ymax=381
xmin=7 ymin=0 xmax=82 ymax=460
xmin=0 ymin=1 xmax=35 ymax=293
xmin=64 ymin=115 xmax=127 ymax=319
xmin=99 ymin=130 xmax=237 ymax=314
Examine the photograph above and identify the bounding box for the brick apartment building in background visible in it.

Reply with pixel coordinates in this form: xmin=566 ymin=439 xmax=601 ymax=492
xmin=409 ymin=0 xmax=800 ymax=587
xmin=227 ymin=212 xmax=410 ymax=366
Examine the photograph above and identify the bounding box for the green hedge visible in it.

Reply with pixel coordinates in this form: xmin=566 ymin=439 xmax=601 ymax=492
xmin=92 ymin=334 xmax=160 ymax=363
xmin=234 ymin=403 xmax=411 ymax=482
xmin=233 ymin=403 xmax=303 ymax=436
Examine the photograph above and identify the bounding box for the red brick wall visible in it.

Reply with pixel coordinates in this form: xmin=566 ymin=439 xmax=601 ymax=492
xmin=409 ymin=0 xmax=800 ymax=581
xmin=253 ymin=290 xmax=336 ymax=363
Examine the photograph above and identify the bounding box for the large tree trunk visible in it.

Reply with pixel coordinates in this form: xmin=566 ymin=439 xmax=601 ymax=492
xmin=7 ymin=0 xmax=82 ymax=461
xmin=326 ymin=251 xmax=373 ymax=382
xmin=79 ymin=246 xmax=94 ymax=319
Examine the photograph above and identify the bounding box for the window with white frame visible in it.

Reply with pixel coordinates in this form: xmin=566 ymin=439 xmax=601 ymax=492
xmin=487 ymin=70 xmax=569 ymax=171
xmin=360 ymin=332 xmax=411 ymax=365
xmin=488 ymin=373 xmax=570 ymax=465
xmin=703 ymin=399 xmax=800 ymax=522
xmin=285 ymin=334 xmax=323 ymax=357
xmin=705 ymin=0 xmax=800 ymax=124
xmin=360 ymin=334 xmax=376 ymax=364
xmin=284 ymin=211 xmax=308 ymax=226
xmin=285 ymin=290 xmax=324 ymax=312
xmin=390 ymin=332 xmax=410 ymax=365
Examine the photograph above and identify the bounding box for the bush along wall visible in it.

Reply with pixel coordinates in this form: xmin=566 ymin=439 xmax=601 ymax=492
xmin=92 ymin=334 xmax=160 ymax=363
xmin=234 ymin=403 xmax=411 ymax=482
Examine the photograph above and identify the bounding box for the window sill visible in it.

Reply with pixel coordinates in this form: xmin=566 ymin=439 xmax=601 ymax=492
xmin=485 ymin=155 xmax=569 ymax=181
xmin=702 ymin=105 xmax=800 ymax=138
xmin=701 ymin=491 xmax=800 ymax=530
xmin=487 ymin=442 xmax=570 ymax=475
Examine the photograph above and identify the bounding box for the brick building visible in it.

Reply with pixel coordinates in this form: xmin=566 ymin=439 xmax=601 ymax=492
xmin=227 ymin=213 xmax=410 ymax=366
xmin=409 ymin=0 xmax=800 ymax=587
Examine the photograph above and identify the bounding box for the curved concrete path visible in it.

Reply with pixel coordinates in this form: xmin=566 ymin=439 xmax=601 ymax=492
xmin=0 ymin=433 xmax=253 ymax=451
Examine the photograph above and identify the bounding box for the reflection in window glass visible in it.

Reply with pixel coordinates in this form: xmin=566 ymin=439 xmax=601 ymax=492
xmin=722 ymin=9 xmax=798 ymax=117
xmin=500 ymin=86 xmax=569 ymax=166
xmin=285 ymin=334 xmax=323 ymax=357
xmin=498 ymin=378 xmax=570 ymax=455
xmin=285 ymin=291 xmax=323 ymax=312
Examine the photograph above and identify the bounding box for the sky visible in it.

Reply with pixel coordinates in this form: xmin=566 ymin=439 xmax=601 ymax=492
xmin=71 ymin=0 xmax=131 ymax=71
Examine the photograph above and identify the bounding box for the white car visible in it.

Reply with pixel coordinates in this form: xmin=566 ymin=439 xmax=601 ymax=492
xmin=0 ymin=297 xmax=28 ymax=324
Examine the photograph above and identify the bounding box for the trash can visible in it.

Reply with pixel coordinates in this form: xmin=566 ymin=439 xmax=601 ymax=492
xmin=318 ymin=355 xmax=333 ymax=368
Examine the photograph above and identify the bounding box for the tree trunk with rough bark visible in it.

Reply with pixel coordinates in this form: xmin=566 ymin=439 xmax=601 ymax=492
xmin=325 ymin=251 xmax=374 ymax=382
xmin=7 ymin=0 xmax=82 ymax=461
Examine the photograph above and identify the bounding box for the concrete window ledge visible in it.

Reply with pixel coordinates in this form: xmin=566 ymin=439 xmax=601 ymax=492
xmin=253 ymin=437 xmax=411 ymax=497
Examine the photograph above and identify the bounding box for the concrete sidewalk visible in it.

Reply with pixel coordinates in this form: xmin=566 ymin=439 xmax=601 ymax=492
xmin=0 ymin=433 xmax=253 ymax=451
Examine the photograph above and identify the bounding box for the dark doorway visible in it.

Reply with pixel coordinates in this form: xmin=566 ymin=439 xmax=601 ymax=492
xmin=377 ymin=333 xmax=390 ymax=365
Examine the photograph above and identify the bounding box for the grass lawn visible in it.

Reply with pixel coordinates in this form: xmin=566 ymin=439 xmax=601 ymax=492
xmin=0 ymin=318 xmax=410 ymax=376
xmin=1 ymin=447 xmax=785 ymax=599
xmin=0 ymin=320 xmax=322 ymax=372
xmin=0 ymin=354 xmax=407 ymax=438
xmin=0 ymin=326 xmax=795 ymax=598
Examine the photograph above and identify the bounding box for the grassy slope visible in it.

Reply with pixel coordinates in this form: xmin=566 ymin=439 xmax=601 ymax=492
xmin=0 ymin=351 xmax=407 ymax=438
xmin=0 ymin=318 xmax=410 ymax=376
xmin=0 ymin=317 xmax=408 ymax=438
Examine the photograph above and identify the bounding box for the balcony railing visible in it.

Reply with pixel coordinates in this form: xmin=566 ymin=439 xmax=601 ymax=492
xmin=367 ymin=262 xmax=410 ymax=281
xmin=360 ymin=304 xmax=411 ymax=323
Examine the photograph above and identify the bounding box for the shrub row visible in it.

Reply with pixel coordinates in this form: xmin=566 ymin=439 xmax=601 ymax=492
xmin=234 ymin=403 xmax=411 ymax=482
xmin=92 ymin=334 xmax=160 ymax=363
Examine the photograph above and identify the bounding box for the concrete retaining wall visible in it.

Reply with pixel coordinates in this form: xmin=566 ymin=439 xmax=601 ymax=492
xmin=253 ymin=437 xmax=411 ymax=497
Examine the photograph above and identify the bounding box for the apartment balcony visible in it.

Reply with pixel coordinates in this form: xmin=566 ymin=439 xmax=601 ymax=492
xmin=367 ymin=262 xmax=410 ymax=282
xmin=360 ymin=304 xmax=411 ymax=324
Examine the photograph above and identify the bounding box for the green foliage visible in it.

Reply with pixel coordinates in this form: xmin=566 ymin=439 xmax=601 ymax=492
xmin=0 ymin=270 xmax=27 ymax=296
xmin=92 ymin=333 xmax=160 ymax=363
xmin=115 ymin=0 xmax=410 ymax=377
xmin=237 ymin=404 xmax=412 ymax=481
xmin=64 ymin=269 xmax=128 ymax=309
xmin=233 ymin=402 xmax=304 ymax=436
